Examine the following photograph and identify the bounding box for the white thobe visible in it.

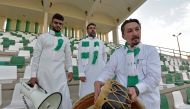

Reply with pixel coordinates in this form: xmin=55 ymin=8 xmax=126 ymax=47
xmin=78 ymin=37 xmax=107 ymax=98
xmin=98 ymin=44 xmax=161 ymax=109
xmin=31 ymin=32 xmax=73 ymax=109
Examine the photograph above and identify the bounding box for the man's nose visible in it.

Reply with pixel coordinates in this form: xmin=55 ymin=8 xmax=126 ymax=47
xmin=133 ymin=30 xmax=138 ymax=35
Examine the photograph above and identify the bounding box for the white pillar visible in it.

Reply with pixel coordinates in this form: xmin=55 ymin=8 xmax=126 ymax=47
xmin=30 ymin=22 xmax=35 ymax=33
xmin=43 ymin=12 xmax=48 ymax=33
xmin=0 ymin=17 xmax=6 ymax=31
xmin=112 ymin=26 xmax=119 ymax=44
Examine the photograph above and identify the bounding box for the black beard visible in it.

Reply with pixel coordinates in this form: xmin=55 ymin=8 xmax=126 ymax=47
xmin=89 ymin=34 xmax=96 ymax=38
xmin=52 ymin=27 xmax=60 ymax=32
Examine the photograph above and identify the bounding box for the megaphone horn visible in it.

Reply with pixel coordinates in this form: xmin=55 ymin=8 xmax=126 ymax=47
xmin=20 ymin=82 xmax=62 ymax=109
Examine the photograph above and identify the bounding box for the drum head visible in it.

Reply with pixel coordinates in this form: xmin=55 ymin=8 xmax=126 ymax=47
xmin=72 ymin=93 xmax=95 ymax=109
xmin=72 ymin=80 xmax=145 ymax=109
xmin=94 ymin=80 xmax=145 ymax=109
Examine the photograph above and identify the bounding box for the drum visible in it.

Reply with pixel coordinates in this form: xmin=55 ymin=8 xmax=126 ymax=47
xmin=94 ymin=80 xmax=145 ymax=109
xmin=72 ymin=80 xmax=145 ymax=109
xmin=72 ymin=93 xmax=95 ymax=109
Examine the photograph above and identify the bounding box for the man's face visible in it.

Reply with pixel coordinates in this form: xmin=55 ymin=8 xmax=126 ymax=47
xmin=122 ymin=22 xmax=141 ymax=47
xmin=87 ymin=25 xmax=96 ymax=37
xmin=51 ymin=19 xmax=63 ymax=32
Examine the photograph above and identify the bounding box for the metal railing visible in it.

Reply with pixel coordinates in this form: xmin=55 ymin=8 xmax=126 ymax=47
xmin=155 ymin=46 xmax=190 ymax=59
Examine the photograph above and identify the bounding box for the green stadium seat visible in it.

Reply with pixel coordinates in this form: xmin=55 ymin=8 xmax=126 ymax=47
xmin=9 ymin=40 xmax=15 ymax=45
xmin=2 ymin=38 xmax=12 ymax=48
xmin=174 ymin=73 xmax=184 ymax=86
xmin=10 ymin=56 xmax=25 ymax=68
xmin=161 ymin=65 xmax=168 ymax=72
xmin=0 ymin=61 xmax=10 ymax=66
xmin=165 ymin=73 xmax=174 ymax=84
xmin=179 ymin=65 xmax=184 ymax=71
xmin=23 ymin=46 xmax=33 ymax=54
xmin=160 ymin=55 xmax=167 ymax=62
xmin=186 ymin=88 xmax=190 ymax=104
xmin=160 ymin=94 xmax=169 ymax=109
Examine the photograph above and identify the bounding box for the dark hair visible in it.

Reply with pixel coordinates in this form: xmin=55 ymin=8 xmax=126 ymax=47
xmin=52 ymin=13 xmax=64 ymax=21
xmin=87 ymin=23 xmax=96 ymax=29
xmin=121 ymin=19 xmax=141 ymax=35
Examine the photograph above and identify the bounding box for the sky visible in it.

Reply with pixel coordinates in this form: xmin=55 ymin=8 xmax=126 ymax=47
xmin=111 ymin=0 xmax=190 ymax=52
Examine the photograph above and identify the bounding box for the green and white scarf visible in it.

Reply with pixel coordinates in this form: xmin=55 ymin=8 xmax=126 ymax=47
xmin=81 ymin=39 xmax=100 ymax=65
xmin=49 ymin=30 xmax=64 ymax=51
xmin=124 ymin=42 xmax=141 ymax=87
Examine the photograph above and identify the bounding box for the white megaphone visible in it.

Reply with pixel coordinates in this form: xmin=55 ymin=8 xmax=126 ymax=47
xmin=20 ymin=82 xmax=62 ymax=109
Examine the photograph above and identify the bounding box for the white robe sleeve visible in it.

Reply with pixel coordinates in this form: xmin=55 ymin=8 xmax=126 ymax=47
xmin=78 ymin=41 xmax=86 ymax=77
xmin=136 ymin=47 xmax=161 ymax=94
xmin=31 ymin=36 xmax=43 ymax=77
xmin=97 ymin=51 xmax=117 ymax=82
xmin=65 ymin=40 xmax=73 ymax=73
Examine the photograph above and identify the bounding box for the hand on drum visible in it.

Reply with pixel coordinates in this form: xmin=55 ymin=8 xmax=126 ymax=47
xmin=94 ymin=81 xmax=104 ymax=103
xmin=127 ymin=87 xmax=138 ymax=102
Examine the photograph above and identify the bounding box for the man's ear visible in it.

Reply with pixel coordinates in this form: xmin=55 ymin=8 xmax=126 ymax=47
xmin=122 ymin=33 xmax=124 ymax=38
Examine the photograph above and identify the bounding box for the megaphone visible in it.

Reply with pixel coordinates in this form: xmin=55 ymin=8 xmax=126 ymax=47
xmin=20 ymin=82 xmax=62 ymax=109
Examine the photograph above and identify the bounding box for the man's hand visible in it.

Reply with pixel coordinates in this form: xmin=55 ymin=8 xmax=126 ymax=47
xmin=28 ymin=77 xmax=38 ymax=87
xmin=94 ymin=81 xmax=104 ymax=103
xmin=127 ymin=87 xmax=138 ymax=102
xmin=79 ymin=76 xmax=86 ymax=82
xmin=68 ymin=72 xmax=73 ymax=82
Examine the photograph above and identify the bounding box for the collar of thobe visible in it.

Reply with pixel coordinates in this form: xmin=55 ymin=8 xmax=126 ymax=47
xmin=49 ymin=30 xmax=64 ymax=51
xmin=124 ymin=42 xmax=140 ymax=57
xmin=88 ymin=36 xmax=96 ymax=40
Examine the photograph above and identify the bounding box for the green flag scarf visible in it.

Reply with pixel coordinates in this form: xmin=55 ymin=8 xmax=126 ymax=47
xmin=124 ymin=42 xmax=140 ymax=87
xmin=124 ymin=42 xmax=140 ymax=56
xmin=54 ymin=31 xmax=64 ymax=51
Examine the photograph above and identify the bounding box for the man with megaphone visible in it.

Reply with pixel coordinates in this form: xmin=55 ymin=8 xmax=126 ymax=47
xmin=29 ymin=13 xmax=73 ymax=109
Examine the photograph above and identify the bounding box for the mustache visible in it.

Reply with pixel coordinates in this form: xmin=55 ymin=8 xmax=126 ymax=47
xmin=132 ymin=36 xmax=140 ymax=40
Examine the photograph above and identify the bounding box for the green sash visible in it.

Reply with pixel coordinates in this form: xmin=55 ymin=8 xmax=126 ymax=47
xmin=54 ymin=32 xmax=64 ymax=51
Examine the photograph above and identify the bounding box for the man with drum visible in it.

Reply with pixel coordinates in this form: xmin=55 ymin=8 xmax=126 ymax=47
xmin=94 ymin=19 xmax=161 ymax=109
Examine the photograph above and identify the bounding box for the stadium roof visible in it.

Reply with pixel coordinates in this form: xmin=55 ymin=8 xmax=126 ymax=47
xmin=0 ymin=0 xmax=146 ymax=33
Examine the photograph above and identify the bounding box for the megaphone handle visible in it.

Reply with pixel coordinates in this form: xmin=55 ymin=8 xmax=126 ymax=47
xmin=36 ymin=83 xmax=47 ymax=94
xmin=22 ymin=95 xmax=30 ymax=109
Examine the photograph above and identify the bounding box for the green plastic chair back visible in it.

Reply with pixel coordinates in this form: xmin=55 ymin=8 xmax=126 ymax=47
xmin=161 ymin=65 xmax=168 ymax=72
xmin=186 ymin=87 xmax=190 ymax=104
xmin=165 ymin=73 xmax=174 ymax=84
xmin=0 ymin=61 xmax=10 ymax=66
xmin=24 ymin=46 xmax=33 ymax=54
xmin=174 ymin=73 xmax=184 ymax=86
xmin=10 ymin=56 xmax=25 ymax=68
xmin=160 ymin=94 xmax=169 ymax=109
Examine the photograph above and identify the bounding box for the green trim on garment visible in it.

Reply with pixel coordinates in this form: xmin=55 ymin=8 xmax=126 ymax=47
xmin=124 ymin=42 xmax=140 ymax=57
xmin=54 ymin=39 xmax=64 ymax=51
xmin=82 ymin=41 xmax=89 ymax=47
xmin=94 ymin=41 xmax=99 ymax=47
xmin=127 ymin=75 xmax=139 ymax=87
xmin=54 ymin=31 xmax=64 ymax=51
xmin=81 ymin=52 xmax=89 ymax=59
xmin=92 ymin=50 xmax=98 ymax=64
xmin=55 ymin=31 xmax=62 ymax=37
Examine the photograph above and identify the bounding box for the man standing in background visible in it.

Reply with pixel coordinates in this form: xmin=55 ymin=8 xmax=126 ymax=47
xmin=78 ymin=23 xmax=107 ymax=98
